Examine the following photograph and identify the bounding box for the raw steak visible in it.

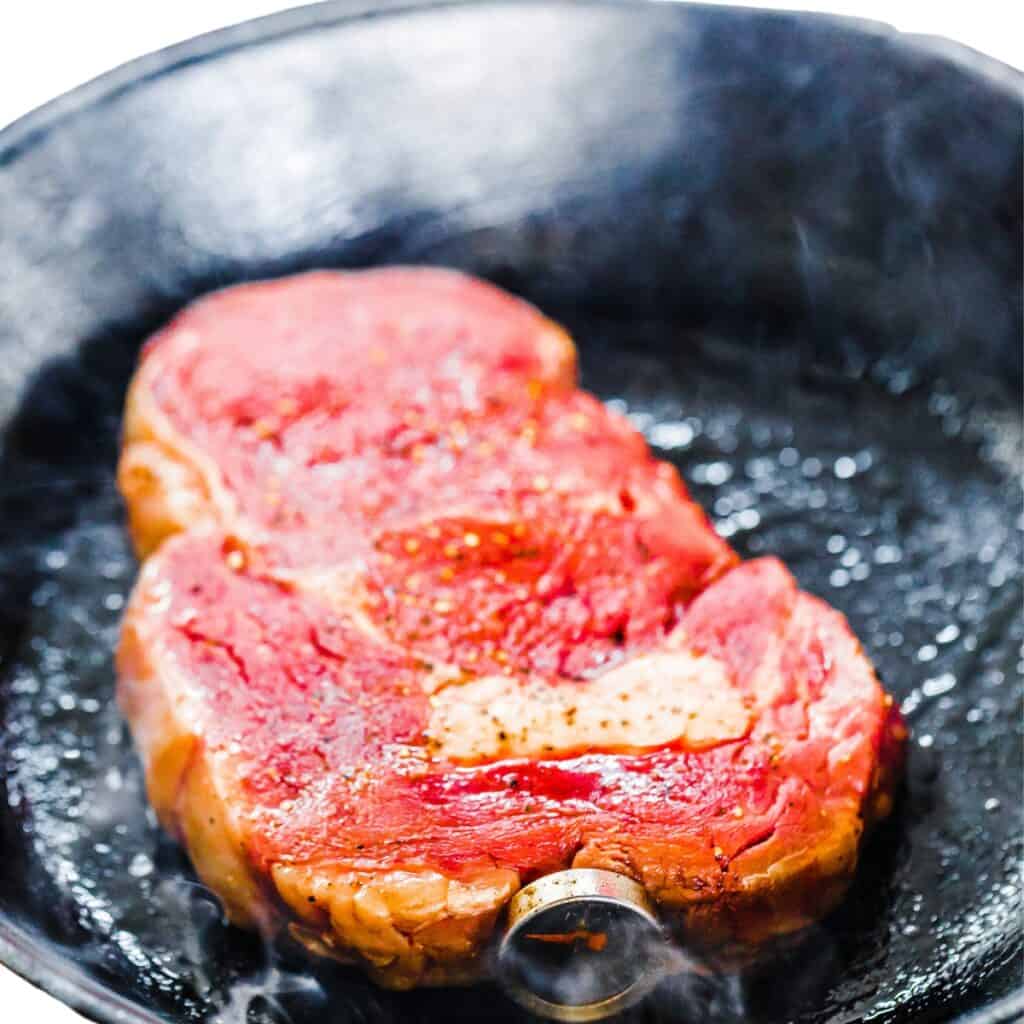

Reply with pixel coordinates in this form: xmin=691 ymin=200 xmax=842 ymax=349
xmin=117 ymin=269 xmax=903 ymax=988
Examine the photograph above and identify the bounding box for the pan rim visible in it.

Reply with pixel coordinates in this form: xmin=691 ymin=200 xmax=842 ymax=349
xmin=0 ymin=2 xmax=1020 ymax=1022
xmin=0 ymin=0 xmax=1020 ymax=162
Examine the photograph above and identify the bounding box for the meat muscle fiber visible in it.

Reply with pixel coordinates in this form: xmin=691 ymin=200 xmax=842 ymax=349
xmin=117 ymin=268 xmax=904 ymax=988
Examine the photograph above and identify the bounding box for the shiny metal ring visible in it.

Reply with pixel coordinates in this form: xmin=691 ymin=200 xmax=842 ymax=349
xmin=498 ymin=869 xmax=666 ymax=1021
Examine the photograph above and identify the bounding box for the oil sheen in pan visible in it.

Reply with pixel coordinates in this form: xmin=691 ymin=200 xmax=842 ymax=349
xmin=1 ymin=331 xmax=1021 ymax=1024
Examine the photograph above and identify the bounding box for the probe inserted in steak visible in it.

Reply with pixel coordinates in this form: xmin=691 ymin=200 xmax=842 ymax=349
xmin=117 ymin=269 xmax=904 ymax=990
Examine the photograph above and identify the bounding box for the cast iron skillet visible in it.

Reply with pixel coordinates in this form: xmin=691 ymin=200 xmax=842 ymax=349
xmin=0 ymin=2 xmax=1021 ymax=1022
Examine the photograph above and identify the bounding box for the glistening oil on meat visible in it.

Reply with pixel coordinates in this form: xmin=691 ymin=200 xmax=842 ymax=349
xmin=112 ymin=268 xmax=903 ymax=997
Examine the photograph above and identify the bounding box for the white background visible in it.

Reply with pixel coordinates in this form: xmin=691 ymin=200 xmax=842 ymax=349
xmin=0 ymin=2 xmax=1019 ymax=1021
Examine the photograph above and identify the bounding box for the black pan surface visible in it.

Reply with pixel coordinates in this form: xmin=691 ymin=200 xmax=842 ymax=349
xmin=0 ymin=2 xmax=1021 ymax=1022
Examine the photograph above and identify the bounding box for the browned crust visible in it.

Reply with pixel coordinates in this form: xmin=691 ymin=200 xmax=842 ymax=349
xmin=273 ymin=863 xmax=519 ymax=988
xmin=119 ymin=359 xmax=222 ymax=560
xmin=117 ymin=568 xmax=270 ymax=928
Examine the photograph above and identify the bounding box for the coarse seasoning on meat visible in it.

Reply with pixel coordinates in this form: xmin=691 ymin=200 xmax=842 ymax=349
xmin=116 ymin=268 xmax=905 ymax=988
